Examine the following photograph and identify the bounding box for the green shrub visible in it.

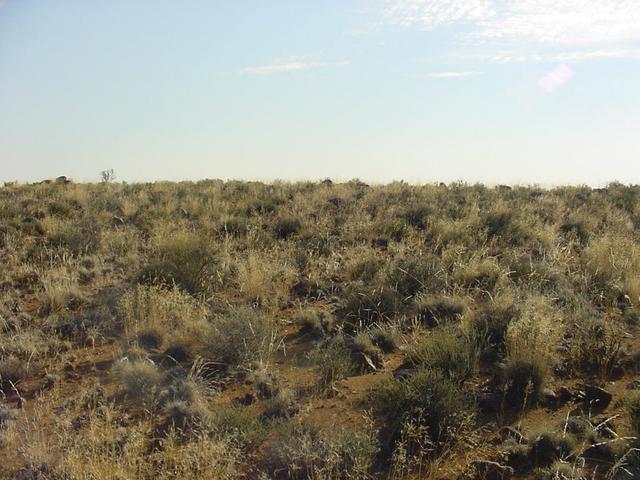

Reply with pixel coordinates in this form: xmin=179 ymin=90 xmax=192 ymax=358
xmin=262 ymin=388 xmax=300 ymax=419
xmin=453 ymin=259 xmax=502 ymax=291
xmin=205 ymin=307 xmax=273 ymax=367
xmin=155 ymin=400 xmax=208 ymax=441
xmin=626 ymin=392 xmax=640 ymax=435
xmin=351 ymin=332 xmax=384 ymax=372
xmin=210 ymin=405 xmax=263 ymax=448
xmin=136 ymin=326 xmax=165 ymax=351
xmin=371 ymin=369 xmax=474 ymax=460
xmin=114 ymin=360 xmax=163 ymax=406
xmin=274 ymin=215 xmax=302 ymax=239
xmin=406 ymin=329 xmax=477 ymax=383
xmin=0 ymin=355 xmax=27 ymax=392
xmin=262 ymin=423 xmax=377 ymax=479
xmin=467 ymin=302 xmax=518 ymax=361
xmin=569 ymin=315 xmax=626 ymax=379
xmin=385 ymin=254 xmax=443 ymax=298
xmin=400 ymin=204 xmax=431 ymax=230
xmin=297 ymin=308 xmax=334 ymax=338
xmin=502 ymin=360 xmax=545 ymax=408
xmin=139 ymin=232 xmax=221 ymax=297
xmin=346 ymin=256 xmax=383 ymax=283
xmin=340 ymin=284 xmax=401 ymax=330
xmin=309 ymin=335 xmax=355 ymax=389
xmin=414 ymin=295 xmax=465 ymax=327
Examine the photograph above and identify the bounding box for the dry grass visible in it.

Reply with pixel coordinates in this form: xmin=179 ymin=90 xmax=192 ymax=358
xmin=0 ymin=180 xmax=639 ymax=479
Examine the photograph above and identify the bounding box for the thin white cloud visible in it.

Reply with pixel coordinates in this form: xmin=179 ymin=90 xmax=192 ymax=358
xmin=384 ymin=0 xmax=495 ymax=28
xmin=384 ymin=0 xmax=640 ymax=60
xmin=242 ymin=60 xmax=350 ymax=76
xmin=420 ymin=71 xmax=480 ymax=78
xmin=478 ymin=0 xmax=640 ymax=46
xmin=463 ymin=48 xmax=640 ymax=63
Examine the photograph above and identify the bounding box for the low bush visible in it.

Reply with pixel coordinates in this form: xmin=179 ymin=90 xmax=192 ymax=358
xmin=384 ymin=254 xmax=443 ymax=298
xmin=0 ymin=355 xmax=27 ymax=392
xmin=569 ymin=315 xmax=626 ymax=379
xmin=405 ymin=329 xmax=477 ymax=383
xmin=204 ymin=307 xmax=274 ymax=368
xmin=39 ymin=270 xmax=84 ymax=315
xmin=467 ymin=302 xmax=518 ymax=362
xmin=502 ymin=360 xmax=546 ymax=408
xmin=453 ymin=259 xmax=502 ymax=292
xmin=414 ymin=294 xmax=465 ymax=327
xmin=345 ymin=256 xmax=384 ymax=283
xmin=262 ymin=423 xmax=377 ymax=479
xmin=210 ymin=405 xmax=264 ymax=448
xmin=340 ymin=284 xmax=401 ymax=330
xmin=0 ymin=403 xmax=17 ymax=429
xmin=371 ymin=369 xmax=474 ymax=461
xmin=369 ymin=324 xmax=399 ymax=353
xmin=625 ymin=392 xmax=640 ymax=435
xmin=138 ymin=232 xmax=222 ymax=297
xmin=503 ymin=296 xmax=560 ymax=407
xmin=262 ymin=388 xmax=300 ymax=419
xmin=274 ymin=215 xmax=302 ymax=239
xmin=136 ymin=326 xmax=165 ymax=351
xmin=155 ymin=400 xmax=208 ymax=441
xmin=296 ymin=308 xmax=335 ymax=338
xmin=309 ymin=335 xmax=355 ymax=389
xmin=350 ymin=332 xmax=384 ymax=372
xmin=113 ymin=359 xmax=163 ymax=406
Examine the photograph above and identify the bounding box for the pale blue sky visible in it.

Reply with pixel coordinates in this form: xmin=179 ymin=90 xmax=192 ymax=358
xmin=1 ymin=0 xmax=639 ymax=185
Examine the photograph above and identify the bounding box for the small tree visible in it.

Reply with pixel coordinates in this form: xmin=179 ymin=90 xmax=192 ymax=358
xmin=100 ymin=169 xmax=116 ymax=183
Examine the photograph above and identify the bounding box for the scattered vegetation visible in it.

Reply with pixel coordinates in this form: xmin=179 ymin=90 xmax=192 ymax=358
xmin=0 ymin=180 xmax=639 ymax=479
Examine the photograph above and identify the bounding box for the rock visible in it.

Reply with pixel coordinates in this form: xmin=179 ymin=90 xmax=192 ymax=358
xmin=625 ymin=352 xmax=640 ymax=373
xmin=478 ymin=393 xmax=503 ymax=413
xmin=626 ymin=380 xmax=640 ymax=390
xmin=502 ymin=444 xmax=530 ymax=473
xmin=500 ymin=426 xmax=527 ymax=444
xmin=372 ymin=237 xmax=389 ymax=249
xmin=577 ymin=385 xmax=612 ymax=411
xmin=529 ymin=433 xmax=560 ymax=467
xmin=470 ymin=460 xmax=514 ymax=480
xmin=111 ymin=216 xmax=125 ymax=226
xmin=393 ymin=368 xmax=417 ymax=380
xmin=541 ymin=388 xmax=558 ymax=408
xmin=581 ymin=442 xmax=616 ymax=464
xmin=235 ymin=392 xmax=256 ymax=406
xmin=557 ymin=386 xmax=573 ymax=404
xmin=564 ymin=416 xmax=590 ymax=436
xmin=610 ymin=364 xmax=626 ymax=380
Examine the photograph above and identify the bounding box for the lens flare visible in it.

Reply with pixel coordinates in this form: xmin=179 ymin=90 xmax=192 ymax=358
xmin=539 ymin=64 xmax=575 ymax=93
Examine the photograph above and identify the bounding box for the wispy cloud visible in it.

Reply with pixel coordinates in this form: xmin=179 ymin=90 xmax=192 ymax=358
xmin=384 ymin=0 xmax=495 ymax=28
xmin=461 ymin=48 xmax=640 ymax=64
xmin=419 ymin=71 xmax=480 ymax=78
xmin=384 ymin=0 xmax=640 ymax=61
xmin=241 ymin=59 xmax=350 ymax=76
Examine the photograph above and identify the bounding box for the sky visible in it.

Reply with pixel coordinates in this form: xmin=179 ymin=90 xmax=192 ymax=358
xmin=1 ymin=0 xmax=639 ymax=185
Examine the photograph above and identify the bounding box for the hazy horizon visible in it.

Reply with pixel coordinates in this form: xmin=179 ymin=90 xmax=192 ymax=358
xmin=1 ymin=1 xmax=639 ymax=185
